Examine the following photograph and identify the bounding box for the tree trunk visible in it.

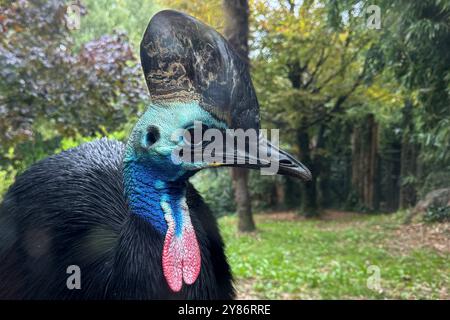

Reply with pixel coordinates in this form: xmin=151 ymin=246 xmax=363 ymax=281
xmin=287 ymin=53 xmax=320 ymax=216
xmin=380 ymin=139 xmax=401 ymax=212
xmin=232 ymin=168 xmax=255 ymax=231
xmin=399 ymin=100 xmax=418 ymax=209
xmin=297 ymin=129 xmax=318 ymax=216
xmin=223 ymin=0 xmax=250 ymax=61
xmin=223 ymin=0 xmax=255 ymax=232
xmin=315 ymin=124 xmax=330 ymax=210
xmin=351 ymin=114 xmax=380 ymax=211
xmin=274 ymin=177 xmax=286 ymax=209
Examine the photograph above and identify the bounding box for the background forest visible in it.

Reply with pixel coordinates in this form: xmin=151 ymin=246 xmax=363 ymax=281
xmin=0 ymin=0 xmax=449 ymax=299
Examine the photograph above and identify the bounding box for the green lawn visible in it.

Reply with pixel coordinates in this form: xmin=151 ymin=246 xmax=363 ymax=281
xmin=219 ymin=212 xmax=449 ymax=299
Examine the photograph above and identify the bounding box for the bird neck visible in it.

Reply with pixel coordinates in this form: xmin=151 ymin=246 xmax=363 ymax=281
xmin=123 ymin=157 xmax=202 ymax=292
xmin=123 ymin=160 xmax=187 ymax=235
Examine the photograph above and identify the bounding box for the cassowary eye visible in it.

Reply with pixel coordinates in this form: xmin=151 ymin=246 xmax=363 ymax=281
xmin=146 ymin=126 xmax=160 ymax=147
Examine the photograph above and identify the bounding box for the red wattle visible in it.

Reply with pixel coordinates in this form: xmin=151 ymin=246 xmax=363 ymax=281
xmin=182 ymin=227 xmax=201 ymax=285
xmin=162 ymin=212 xmax=201 ymax=292
xmin=162 ymin=224 xmax=183 ymax=292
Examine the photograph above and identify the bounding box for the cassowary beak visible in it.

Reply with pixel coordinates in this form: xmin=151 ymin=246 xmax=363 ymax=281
xmin=188 ymin=130 xmax=312 ymax=181
xmin=256 ymin=135 xmax=312 ymax=181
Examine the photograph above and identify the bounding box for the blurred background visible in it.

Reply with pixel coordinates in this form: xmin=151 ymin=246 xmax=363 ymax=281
xmin=0 ymin=0 xmax=449 ymax=299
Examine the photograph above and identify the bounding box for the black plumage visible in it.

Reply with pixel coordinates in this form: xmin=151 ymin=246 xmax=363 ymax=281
xmin=0 ymin=139 xmax=233 ymax=299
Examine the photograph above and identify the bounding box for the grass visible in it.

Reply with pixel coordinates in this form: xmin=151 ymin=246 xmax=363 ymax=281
xmin=218 ymin=211 xmax=449 ymax=299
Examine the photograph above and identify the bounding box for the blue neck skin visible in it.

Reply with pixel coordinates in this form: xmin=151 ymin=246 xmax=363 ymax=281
xmin=123 ymin=160 xmax=189 ymax=235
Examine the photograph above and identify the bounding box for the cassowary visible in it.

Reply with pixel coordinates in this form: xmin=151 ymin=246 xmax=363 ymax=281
xmin=0 ymin=10 xmax=311 ymax=299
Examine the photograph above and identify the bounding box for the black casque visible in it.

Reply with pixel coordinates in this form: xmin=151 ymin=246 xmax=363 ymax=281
xmin=140 ymin=10 xmax=260 ymax=131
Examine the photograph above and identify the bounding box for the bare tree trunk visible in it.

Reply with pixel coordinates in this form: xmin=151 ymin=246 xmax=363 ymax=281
xmin=232 ymin=168 xmax=255 ymax=231
xmin=274 ymin=177 xmax=286 ymax=209
xmin=288 ymin=55 xmax=320 ymax=216
xmin=223 ymin=0 xmax=255 ymax=232
xmin=315 ymin=123 xmax=330 ymax=210
xmin=223 ymin=0 xmax=250 ymax=61
xmin=399 ymin=100 xmax=418 ymax=209
xmin=297 ymin=129 xmax=318 ymax=216
xmin=380 ymin=136 xmax=401 ymax=212
xmin=351 ymin=114 xmax=380 ymax=211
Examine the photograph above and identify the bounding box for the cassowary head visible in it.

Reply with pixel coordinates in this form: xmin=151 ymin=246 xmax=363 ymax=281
xmin=125 ymin=10 xmax=311 ymax=182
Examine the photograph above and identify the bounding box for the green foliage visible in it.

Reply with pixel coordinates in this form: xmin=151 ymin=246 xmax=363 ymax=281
xmin=192 ymin=169 xmax=287 ymax=217
xmin=0 ymin=127 xmax=128 ymax=200
xmin=158 ymin=0 xmax=224 ymax=31
xmin=248 ymin=171 xmax=277 ymax=211
xmin=56 ymin=127 xmax=129 ymax=153
xmin=419 ymin=171 xmax=450 ymax=199
xmin=423 ymin=206 xmax=450 ymax=223
xmin=252 ymin=0 xmax=374 ymax=131
xmin=369 ymin=0 xmax=450 ymax=168
xmin=0 ymin=167 xmax=16 ymax=201
xmin=0 ymin=0 xmax=147 ymax=153
xmin=74 ymin=0 xmax=160 ymax=50
xmin=0 ymin=132 xmax=60 ymax=199
xmin=191 ymin=169 xmax=236 ymax=217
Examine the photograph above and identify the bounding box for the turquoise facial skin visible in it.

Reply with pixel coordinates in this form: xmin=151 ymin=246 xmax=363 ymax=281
xmin=124 ymin=101 xmax=227 ymax=181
